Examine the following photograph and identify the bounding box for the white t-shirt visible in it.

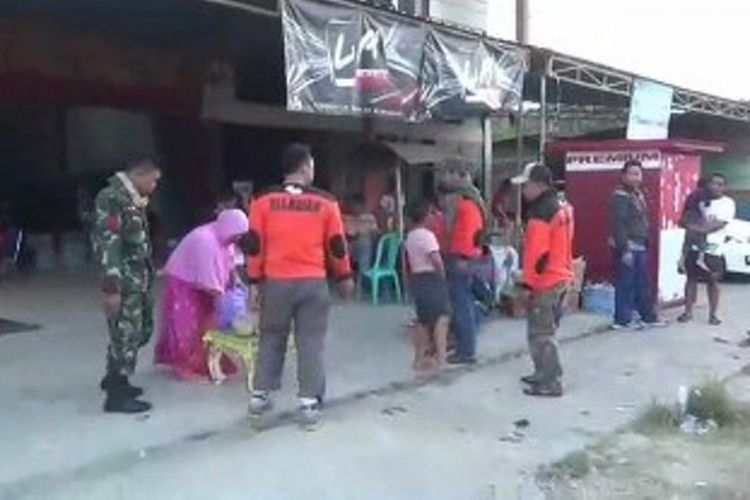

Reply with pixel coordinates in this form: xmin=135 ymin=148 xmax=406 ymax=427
xmin=405 ymin=227 xmax=441 ymax=274
xmin=705 ymin=196 xmax=736 ymax=251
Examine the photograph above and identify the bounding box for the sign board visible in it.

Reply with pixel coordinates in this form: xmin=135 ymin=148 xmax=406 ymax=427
xmin=566 ymin=150 xmax=662 ymax=172
xmin=627 ymin=78 xmax=674 ymax=140
xmin=281 ymin=0 xmax=526 ymax=120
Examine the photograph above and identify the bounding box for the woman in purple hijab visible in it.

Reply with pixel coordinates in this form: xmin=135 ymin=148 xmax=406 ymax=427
xmin=154 ymin=209 xmax=248 ymax=379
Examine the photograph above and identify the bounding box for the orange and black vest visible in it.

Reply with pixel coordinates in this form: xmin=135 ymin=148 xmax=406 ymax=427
xmin=449 ymin=196 xmax=485 ymax=259
xmin=523 ymin=189 xmax=575 ymax=291
xmin=247 ymin=184 xmax=352 ymax=283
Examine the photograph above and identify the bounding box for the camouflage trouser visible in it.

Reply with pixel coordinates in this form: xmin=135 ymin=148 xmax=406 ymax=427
xmin=527 ymin=284 xmax=568 ymax=385
xmin=105 ymin=290 xmax=154 ymax=376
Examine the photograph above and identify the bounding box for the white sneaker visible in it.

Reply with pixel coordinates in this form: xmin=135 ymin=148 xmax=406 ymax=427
xmin=299 ymin=401 xmax=322 ymax=430
xmin=642 ymin=319 xmax=669 ymax=329
xmin=610 ymin=322 xmax=638 ymax=331
xmin=248 ymin=392 xmax=272 ymax=416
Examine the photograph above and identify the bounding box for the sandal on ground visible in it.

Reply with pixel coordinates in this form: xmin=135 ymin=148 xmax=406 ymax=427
xmin=677 ymin=313 xmax=693 ymax=323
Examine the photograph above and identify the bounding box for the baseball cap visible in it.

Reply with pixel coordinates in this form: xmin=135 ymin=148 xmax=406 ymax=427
xmin=511 ymin=162 xmax=554 ymax=185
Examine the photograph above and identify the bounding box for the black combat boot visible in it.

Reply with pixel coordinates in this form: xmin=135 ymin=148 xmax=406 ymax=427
xmin=100 ymin=373 xmax=143 ymax=398
xmin=101 ymin=373 xmax=151 ymax=414
xmin=103 ymin=386 xmax=152 ymax=414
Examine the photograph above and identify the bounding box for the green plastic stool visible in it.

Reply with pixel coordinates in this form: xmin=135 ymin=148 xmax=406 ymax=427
xmin=359 ymin=232 xmax=403 ymax=305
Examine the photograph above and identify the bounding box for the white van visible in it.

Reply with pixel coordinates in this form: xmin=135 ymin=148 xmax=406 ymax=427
xmin=713 ymin=219 xmax=750 ymax=276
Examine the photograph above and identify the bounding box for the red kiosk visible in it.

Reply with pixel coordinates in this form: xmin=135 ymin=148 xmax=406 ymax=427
xmin=550 ymin=139 xmax=724 ymax=305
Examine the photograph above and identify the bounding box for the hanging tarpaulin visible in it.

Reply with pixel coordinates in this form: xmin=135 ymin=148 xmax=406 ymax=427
xmin=360 ymin=13 xmax=425 ymax=119
xmin=420 ymin=30 xmax=525 ymax=120
xmin=280 ymin=0 xmax=527 ymax=121
xmin=281 ymin=0 xmax=425 ymax=119
xmin=282 ymin=0 xmax=362 ymax=116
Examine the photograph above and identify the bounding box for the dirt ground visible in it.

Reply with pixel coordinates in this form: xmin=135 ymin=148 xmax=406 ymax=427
xmin=540 ymin=373 xmax=750 ymax=500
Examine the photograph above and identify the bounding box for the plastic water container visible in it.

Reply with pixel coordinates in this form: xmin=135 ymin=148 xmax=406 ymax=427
xmin=582 ymin=284 xmax=615 ymax=316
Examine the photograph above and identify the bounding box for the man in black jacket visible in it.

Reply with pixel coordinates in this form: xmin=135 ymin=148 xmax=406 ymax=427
xmin=609 ymin=160 xmax=667 ymax=330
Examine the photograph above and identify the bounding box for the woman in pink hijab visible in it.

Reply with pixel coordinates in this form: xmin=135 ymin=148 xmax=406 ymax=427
xmin=155 ymin=209 xmax=249 ymax=379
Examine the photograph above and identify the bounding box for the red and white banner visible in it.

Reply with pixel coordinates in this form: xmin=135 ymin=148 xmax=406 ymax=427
xmin=565 ymin=150 xmax=662 ymax=172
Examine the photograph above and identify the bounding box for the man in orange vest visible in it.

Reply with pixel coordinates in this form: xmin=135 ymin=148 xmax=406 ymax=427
xmin=441 ymin=159 xmax=487 ymax=365
xmin=512 ymin=163 xmax=574 ymax=397
xmin=247 ymin=143 xmax=354 ymax=427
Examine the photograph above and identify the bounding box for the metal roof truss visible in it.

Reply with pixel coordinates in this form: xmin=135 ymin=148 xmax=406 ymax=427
xmin=547 ymin=53 xmax=750 ymax=122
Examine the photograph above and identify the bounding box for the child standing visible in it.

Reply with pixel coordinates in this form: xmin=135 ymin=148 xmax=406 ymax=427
xmin=405 ymin=203 xmax=451 ymax=371
xmin=679 ymin=179 xmax=710 ymax=273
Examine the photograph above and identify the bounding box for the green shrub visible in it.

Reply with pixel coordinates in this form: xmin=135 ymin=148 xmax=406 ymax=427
xmin=633 ymin=401 xmax=680 ymax=433
xmin=686 ymin=382 xmax=744 ymax=428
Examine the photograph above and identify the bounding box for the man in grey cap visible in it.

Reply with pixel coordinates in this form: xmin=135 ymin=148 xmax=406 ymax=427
xmin=440 ymin=158 xmax=488 ymax=364
xmin=512 ymin=163 xmax=574 ymax=397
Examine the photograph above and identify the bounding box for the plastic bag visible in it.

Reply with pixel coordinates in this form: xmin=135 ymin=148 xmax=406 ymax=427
xmin=216 ymin=284 xmax=249 ymax=332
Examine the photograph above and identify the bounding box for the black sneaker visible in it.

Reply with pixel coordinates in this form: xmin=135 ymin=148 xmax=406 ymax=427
xmin=447 ymin=354 xmax=477 ymax=366
xmin=104 ymin=395 xmax=152 ymax=414
xmin=523 ymin=381 xmax=563 ymax=398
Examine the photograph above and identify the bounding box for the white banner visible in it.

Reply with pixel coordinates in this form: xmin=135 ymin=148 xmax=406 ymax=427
xmin=627 ymin=79 xmax=674 ymax=140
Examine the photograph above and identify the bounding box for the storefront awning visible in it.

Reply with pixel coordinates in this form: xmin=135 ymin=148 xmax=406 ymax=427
xmin=383 ymin=141 xmax=478 ymax=168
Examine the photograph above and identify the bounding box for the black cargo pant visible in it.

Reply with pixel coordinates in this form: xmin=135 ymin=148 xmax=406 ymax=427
xmin=253 ymin=279 xmax=330 ymax=400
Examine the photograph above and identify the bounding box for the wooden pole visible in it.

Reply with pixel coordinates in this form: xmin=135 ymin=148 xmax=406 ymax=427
xmin=395 ymin=161 xmax=407 ymax=302
xmin=539 ymin=73 xmax=547 ymax=162
xmin=515 ymin=98 xmax=525 ymax=231
xmin=482 ymin=116 xmax=493 ymax=204
xmin=395 ymin=161 xmax=405 ymax=237
xmin=516 ymin=0 xmax=528 ymax=44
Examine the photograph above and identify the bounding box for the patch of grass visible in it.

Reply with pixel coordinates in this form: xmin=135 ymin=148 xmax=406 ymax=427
xmin=686 ymin=381 xmax=745 ymax=428
xmin=633 ymin=382 xmax=750 ymax=436
xmin=547 ymin=450 xmax=592 ymax=480
xmin=633 ymin=400 xmax=680 ymax=434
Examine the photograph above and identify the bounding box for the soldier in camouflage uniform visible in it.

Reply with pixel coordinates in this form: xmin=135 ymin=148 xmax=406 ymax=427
xmin=91 ymin=157 xmax=161 ymax=414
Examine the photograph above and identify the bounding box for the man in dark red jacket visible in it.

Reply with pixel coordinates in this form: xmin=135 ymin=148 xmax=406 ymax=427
xmin=512 ymin=163 xmax=574 ymax=397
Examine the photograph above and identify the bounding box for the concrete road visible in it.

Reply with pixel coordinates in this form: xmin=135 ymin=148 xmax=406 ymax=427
xmin=1 ymin=274 xmax=748 ymax=499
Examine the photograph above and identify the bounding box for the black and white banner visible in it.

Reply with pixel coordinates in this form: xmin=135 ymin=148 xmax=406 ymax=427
xmin=281 ymin=0 xmax=526 ymax=121
xmin=420 ymin=31 xmax=525 ymax=120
